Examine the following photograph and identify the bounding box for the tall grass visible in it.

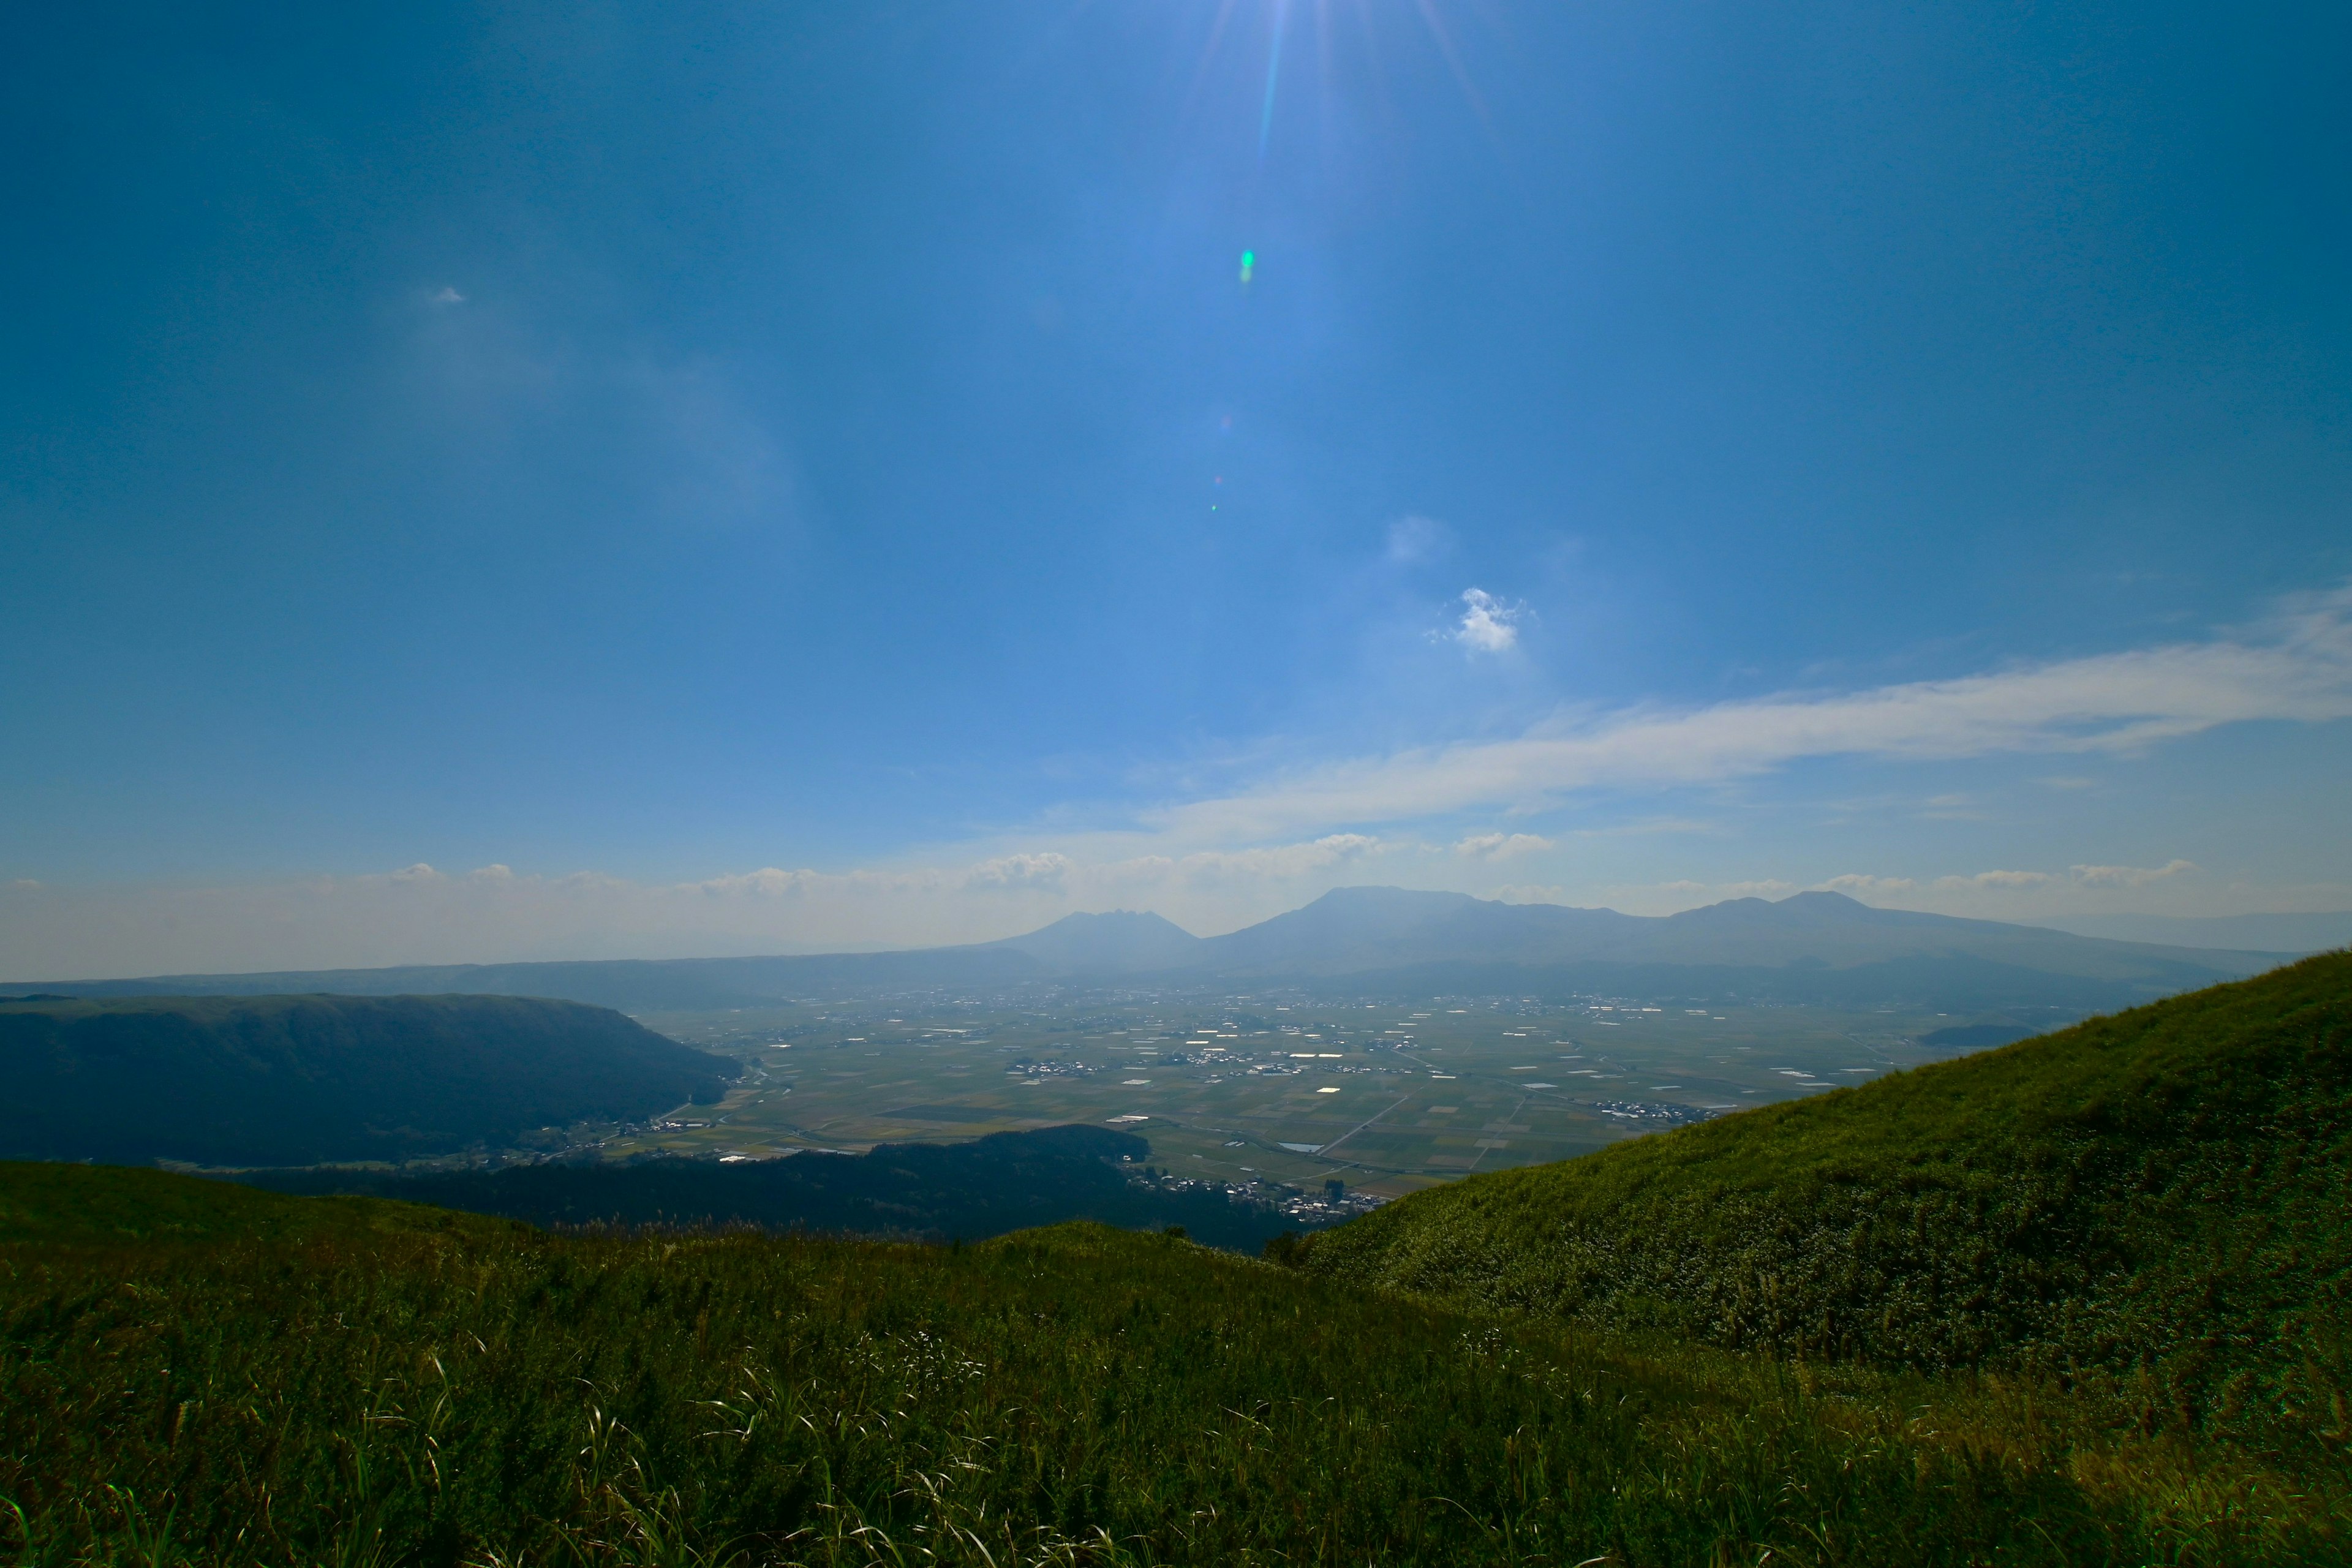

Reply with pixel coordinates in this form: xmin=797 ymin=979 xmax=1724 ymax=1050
xmin=4 ymin=1220 xmax=2341 ymax=1566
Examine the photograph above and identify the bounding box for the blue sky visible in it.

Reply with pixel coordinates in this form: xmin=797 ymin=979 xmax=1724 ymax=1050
xmin=5 ymin=0 xmax=2350 ymax=973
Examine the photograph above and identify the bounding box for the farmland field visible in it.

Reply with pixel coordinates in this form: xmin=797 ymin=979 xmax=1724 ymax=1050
xmin=609 ymin=990 xmax=2035 ymax=1196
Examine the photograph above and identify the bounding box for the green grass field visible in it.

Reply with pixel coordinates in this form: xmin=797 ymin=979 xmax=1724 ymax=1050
xmin=3 ymin=1166 xmax=2340 ymax=1567
xmin=6 ymin=962 xmax=2342 ymax=1565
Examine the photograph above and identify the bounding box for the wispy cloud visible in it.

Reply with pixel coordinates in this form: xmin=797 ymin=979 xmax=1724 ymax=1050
xmin=411 ymin=290 xmax=797 ymax=535
xmin=1387 ymin=514 xmax=1451 ymax=563
xmin=1156 ymin=587 xmax=2352 ymax=842
xmin=1968 ymin=869 xmax=2058 ymax=889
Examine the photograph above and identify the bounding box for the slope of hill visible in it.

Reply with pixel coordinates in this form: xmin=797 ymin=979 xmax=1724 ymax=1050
xmin=1292 ymin=951 xmax=2352 ymax=1456
xmin=0 ymin=1160 xmax=514 ymax=1247
xmin=246 ymin=1125 xmax=1299 ymax=1251
xmin=1 ymin=1164 xmax=2339 ymax=1566
xmin=9 ymin=889 xmax=2286 ymax=1012
xmin=0 ymin=993 xmax=740 ymax=1166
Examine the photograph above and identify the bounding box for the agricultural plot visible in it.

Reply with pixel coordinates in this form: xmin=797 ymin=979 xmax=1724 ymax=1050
xmin=616 ymin=991 xmax=2022 ymax=1195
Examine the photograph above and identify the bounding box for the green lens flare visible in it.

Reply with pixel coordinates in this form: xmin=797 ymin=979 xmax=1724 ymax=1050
xmin=1240 ymin=250 xmax=1256 ymax=282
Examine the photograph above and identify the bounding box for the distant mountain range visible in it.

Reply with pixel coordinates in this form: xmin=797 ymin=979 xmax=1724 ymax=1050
xmin=4 ymin=888 xmax=2304 ymax=1012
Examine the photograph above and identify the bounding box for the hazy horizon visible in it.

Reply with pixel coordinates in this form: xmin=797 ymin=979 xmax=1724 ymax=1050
xmin=12 ymin=883 xmax=2350 ymax=985
xmin=6 ymin=0 xmax=2348 ymax=978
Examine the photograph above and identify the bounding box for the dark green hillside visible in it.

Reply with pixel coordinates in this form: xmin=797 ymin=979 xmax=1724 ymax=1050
xmin=249 ymin=1126 xmax=1303 ymax=1253
xmin=1 ymin=1166 xmax=2339 ymax=1566
xmin=0 ymin=993 xmax=738 ymax=1166
xmin=1295 ymin=952 xmax=2352 ymax=1452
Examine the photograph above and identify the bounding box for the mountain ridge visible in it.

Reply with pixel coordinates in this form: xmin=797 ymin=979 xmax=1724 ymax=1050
xmin=6 ymin=888 xmax=2291 ymax=1011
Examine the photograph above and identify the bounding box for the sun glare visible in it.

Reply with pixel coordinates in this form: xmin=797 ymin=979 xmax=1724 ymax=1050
xmin=1189 ymin=0 xmax=1491 ymax=157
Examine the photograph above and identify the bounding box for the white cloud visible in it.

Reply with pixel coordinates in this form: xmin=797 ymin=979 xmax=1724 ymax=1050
xmin=1820 ymin=873 xmax=1921 ymax=895
xmin=1954 ymin=869 xmax=2055 ymax=889
xmin=1453 ymin=832 xmax=1554 ymax=859
xmin=1155 ymin=586 xmax=2352 ymax=842
xmin=432 ymin=287 xmax=466 ymax=304
xmin=2069 ymin=859 xmax=2196 ymax=889
xmin=965 ymin=853 xmax=1074 ymax=891
xmin=1452 ymin=588 xmax=1523 ymax=653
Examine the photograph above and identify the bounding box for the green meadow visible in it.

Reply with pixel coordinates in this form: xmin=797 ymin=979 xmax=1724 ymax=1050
xmin=4 ymin=1183 xmax=2339 ymax=1567
xmin=3 ymin=954 xmax=2346 ymax=1566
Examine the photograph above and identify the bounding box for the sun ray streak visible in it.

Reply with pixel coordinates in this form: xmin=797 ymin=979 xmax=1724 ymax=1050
xmin=1258 ymin=0 xmax=1292 ymax=159
xmin=1183 ymin=0 xmax=1246 ymax=121
xmin=1411 ymin=0 xmax=1496 ymax=136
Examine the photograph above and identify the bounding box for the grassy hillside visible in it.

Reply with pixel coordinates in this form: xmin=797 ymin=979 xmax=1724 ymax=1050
xmin=0 ymin=993 xmax=739 ymax=1166
xmin=1293 ymin=951 xmax=2352 ymax=1458
xmin=2 ymin=1166 xmax=2341 ymax=1566
xmin=0 ymin=1161 xmax=505 ymax=1248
